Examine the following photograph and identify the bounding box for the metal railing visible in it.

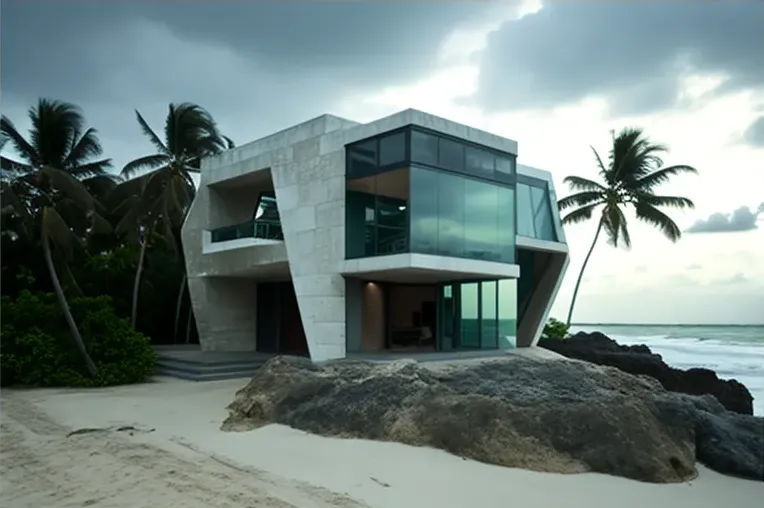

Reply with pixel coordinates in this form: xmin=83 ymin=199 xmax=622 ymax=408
xmin=210 ymin=220 xmax=283 ymax=243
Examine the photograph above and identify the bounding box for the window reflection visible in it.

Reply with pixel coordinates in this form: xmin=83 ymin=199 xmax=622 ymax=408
xmin=517 ymin=181 xmax=557 ymax=242
xmin=465 ymin=147 xmax=496 ymax=178
xmin=498 ymin=279 xmax=517 ymax=349
xmin=379 ymin=132 xmax=406 ymax=167
xmin=347 ymin=139 xmax=377 ymax=176
xmin=409 ymin=167 xmax=515 ymax=264
xmin=459 ymin=282 xmax=480 ymax=348
xmin=411 ymin=130 xmax=438 ymax=165
xmin=438 ymin=138 xmax=464 ymax=172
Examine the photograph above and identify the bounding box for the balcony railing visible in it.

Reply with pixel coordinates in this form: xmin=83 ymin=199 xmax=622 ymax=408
xmin=210 ymin=220 xmax=284 ymax=243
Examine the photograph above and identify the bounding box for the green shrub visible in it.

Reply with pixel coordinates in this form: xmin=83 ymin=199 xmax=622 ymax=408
xmin=542 ymin=317 xmax=570 ymax=339
xmin=1 ymin=290 xmax=156 ymax=387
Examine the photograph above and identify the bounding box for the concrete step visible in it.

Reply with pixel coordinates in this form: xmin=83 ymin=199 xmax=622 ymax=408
xmin=156 ymin=358 xmax=265 ymax=374
xmin=155 ymin=365 xmax=259 ymax=382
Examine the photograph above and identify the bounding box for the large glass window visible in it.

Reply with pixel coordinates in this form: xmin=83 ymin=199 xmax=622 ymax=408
xmin=347 ymin=139 xmax=377 ymax=176
xmin=379 ymin=132 xmax=406 ymax=167
xmin=409 ymin=166 xmax=515 ymax=263
xmin=437 ymin=171 xmax=465 ymax=257
xmin=517 ymin=181 xmax=557 ymax=242
xmin=459 ymin=282 xmax=480 ymax=348
xmin=465 ymin=147 xmax=496 ymax=179
xmin=481 ymin=281 xmax=498 ymax=348
xmin=498 ymin=279 xmax=518 ymax=349
xmin=410 ymin=130 xmax=438 ymax=166
xmin=346 ymin=168 xmax=410 ymax=258
xmin=438 ymin=138 xmax=464 ymax=172
xmin=409 ymin=168 xmax=438 ymax=254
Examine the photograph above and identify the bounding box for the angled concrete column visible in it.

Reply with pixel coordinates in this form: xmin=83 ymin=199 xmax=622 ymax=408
xmin=187 ymin=276 xmax=258 ymax=352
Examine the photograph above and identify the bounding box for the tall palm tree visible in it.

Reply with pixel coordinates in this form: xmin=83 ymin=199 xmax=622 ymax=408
xmin=1 ymin=99 xmax=116 ymax=376
xmin=115 ymin=103 xmax=233 ymax=329
xmin=557 ymin=127 xmax=698 ymax=328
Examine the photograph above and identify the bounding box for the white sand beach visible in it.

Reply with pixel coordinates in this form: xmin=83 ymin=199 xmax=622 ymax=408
xmin=2 ymin=377 xmax=762 ymax=508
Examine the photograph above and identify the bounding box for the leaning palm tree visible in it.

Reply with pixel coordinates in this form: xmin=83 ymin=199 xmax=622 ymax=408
xmin=558 ymin=127 xmax=698 ymax=328
xmin=1 ymin=100 xmax=115 ymax=376
xmin=116 ymin=103 xmax=233 ymax=329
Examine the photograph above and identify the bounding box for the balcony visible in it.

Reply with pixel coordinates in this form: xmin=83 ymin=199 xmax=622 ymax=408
xmin=210 ymin=219 xmax=283 ymax=243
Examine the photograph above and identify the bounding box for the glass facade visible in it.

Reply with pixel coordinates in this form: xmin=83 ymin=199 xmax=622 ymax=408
xmin=517 ymin=179 xmax=557 ymax=242
xmin=438 ymin=279 xmax=517 ymax=350
xmin=409 ymin=167 xmax=515 ymax=263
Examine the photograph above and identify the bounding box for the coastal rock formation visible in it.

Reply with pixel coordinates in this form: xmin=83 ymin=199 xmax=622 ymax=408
xmin=223 ymin=356 xmax=764 ymax=483
xmin=538 ymin=332 xmax=754 ymax=415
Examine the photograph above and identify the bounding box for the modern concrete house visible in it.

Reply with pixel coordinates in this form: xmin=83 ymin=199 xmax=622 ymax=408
xmin=180 ymin=109 xmax=569 ymax=363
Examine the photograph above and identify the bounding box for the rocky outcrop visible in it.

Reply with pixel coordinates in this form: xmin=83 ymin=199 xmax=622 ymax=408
xmin=223 ymin=355 xmax=764 ymax=483
xmin=539 ymin=332 xmax=754 ymax=415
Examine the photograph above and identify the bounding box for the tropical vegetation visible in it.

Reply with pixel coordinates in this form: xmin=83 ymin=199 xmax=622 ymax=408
xmin=557 ymin=127 xmax=698 ymax=327
xmin=0 ymin=98 xmax=232 ymax=387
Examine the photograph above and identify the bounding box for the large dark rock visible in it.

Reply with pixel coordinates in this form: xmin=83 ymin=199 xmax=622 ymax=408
xmin=223 ymin=355 xmax=764 ymax=483
xmin=539 ymin=332 xmax=754 ymax=415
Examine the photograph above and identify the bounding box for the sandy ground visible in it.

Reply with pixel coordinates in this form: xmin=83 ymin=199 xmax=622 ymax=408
xmin=2 ymin=376 xmax=762 ymax=508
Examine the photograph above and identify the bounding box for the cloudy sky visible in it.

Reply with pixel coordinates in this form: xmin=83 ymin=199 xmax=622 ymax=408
xmin=3 ymin=1 xmax=763 ymax=325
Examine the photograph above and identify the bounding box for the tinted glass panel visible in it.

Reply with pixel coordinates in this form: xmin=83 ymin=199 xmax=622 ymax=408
xmin=410 ymin=168 xmax=438 ymax=254
xmin=481 ymin=281 xmax=498 ymax=348
xmin=497 ymin=186 xmax=516 ymax=263
xmin=348 ymin=139 xmax=377 ymax=176
xmin=464 ymin=178 xmax=499 ymax=261
xmin=437 ymin=171 xmax=465 ymax=257
xmin=530 ymin=185 xmax=557 ymax=241
xmin=496 ymin=156 xmax=515 ymax=176
xmin=498 ymin=279 xmax=517 ymax=349
xmin=459 ymin=283 xmax=480 ymax=348
xmin=516 ymin=183 xmax=535 ymax=237
xmin=465 ymin=147 xmax=496 ymax=178
xmin=411 ymin=130 xmax=439 ymax=165
xmin=254 ymin=194 xmax=279 ymax=221
xmin=438 ymin=138 xmax=464 ymax=171
xmin=376 ymin=195 xmax=407 ymax=254
xmin=379 ymin=132 xmax=406 ymax=167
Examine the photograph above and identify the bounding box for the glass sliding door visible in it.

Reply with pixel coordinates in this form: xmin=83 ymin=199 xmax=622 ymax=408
xmin=458 ymin=282 xmax=480 ymax=348
xmin=481 ymin=281 xmax=498 ymax=348
xmin=439 ymin=284 xmax=455 ymax=350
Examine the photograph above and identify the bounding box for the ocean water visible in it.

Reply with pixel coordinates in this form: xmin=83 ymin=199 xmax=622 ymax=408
xmin=569 ymin=324 xmax=764 ymax=416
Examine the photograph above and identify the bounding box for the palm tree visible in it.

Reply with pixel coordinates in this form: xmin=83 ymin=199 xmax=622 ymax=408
xmin=0 ymin=99 xmax=116 ymax=376
xmin=115 ymin=103 xmax=233 ymax=329
xmin=557 ymin=127 xmax=698 ymax=328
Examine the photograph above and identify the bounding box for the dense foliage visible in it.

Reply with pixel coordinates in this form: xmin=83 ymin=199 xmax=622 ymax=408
xmin=542 ymin=318 xmax=570 ymax=339
xmin=1 ymin=290 xmax=156 ymax=386
xmin=0 ymin=98 xmax=229 ymax=387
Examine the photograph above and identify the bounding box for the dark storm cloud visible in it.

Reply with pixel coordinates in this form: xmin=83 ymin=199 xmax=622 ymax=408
xmin=473 ymin=2 xmax=764 ymax=115
xmin=1 ymin=0 xmax=500 ymax=169
xmin=743 ymin=116 xmax=764 ymax=148
xmin=686 ymin=206 xmax=761 ymax=234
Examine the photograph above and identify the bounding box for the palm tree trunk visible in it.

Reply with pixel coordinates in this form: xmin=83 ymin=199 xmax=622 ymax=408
xmin=173 ymin=274 xmax=187 ymax=344
xmin=42 ymin=228 xmax=98 ymax=376
xmin=565 ymin=218 xmax=604 ymax=328
xmin=131 ymin=233 xmax=149 ymax=329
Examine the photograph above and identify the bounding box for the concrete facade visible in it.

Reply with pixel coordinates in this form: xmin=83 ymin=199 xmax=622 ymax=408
xmin=181 ymin=109 xmax=569 ymax=361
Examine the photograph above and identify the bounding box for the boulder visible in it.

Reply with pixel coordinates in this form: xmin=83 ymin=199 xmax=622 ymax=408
xmin=539 ymin=332 xmax=754 ymax=415
xmin=222 ymin=355 xmax=764 ymax=483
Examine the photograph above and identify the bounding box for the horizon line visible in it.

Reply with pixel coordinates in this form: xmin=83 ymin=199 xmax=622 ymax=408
xmin=572 ymin=323 xmax=764 ymax=327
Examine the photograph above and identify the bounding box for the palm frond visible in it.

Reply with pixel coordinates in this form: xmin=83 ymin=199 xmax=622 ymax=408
xmin=42 ymin=206 xmax=81 ymax=260
xmin=558 ymin=191 xmax=605 ymax=211
xmin=635 ymin=202 xmax=682 ymax=242
xmin=223 ymin=135 xmax=236 ymax=149
xmin=69 ymin=158 xmax=113 ymax=179
xmin=561 ymin=203 xmax=600 ymax=225
xmin=121 ymin=154 xmax=170 ymax=178
xmin=40 ymin=165 xmax=95 ymax=212
xmin=0 ymin=116 xmax=38 ymax=164
xmin=636 ymin=194 xmax=695 ymax=210
xmin=65 ymin=127 xmax=104 ymax=168
xmin=562 ymin=175 xmax=607 ymax=193
xmin=1 ymin=156 xmax=33 ymax=174
xmin=0 ymin=180 xmax=34 ymax=234
xmin=601 ymin=204 xmax=631 ymax=248
xmin=633 ymin=165 xmax=698 ymax=192
xmin=135 ymin=110 xmax=169 ymax=155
